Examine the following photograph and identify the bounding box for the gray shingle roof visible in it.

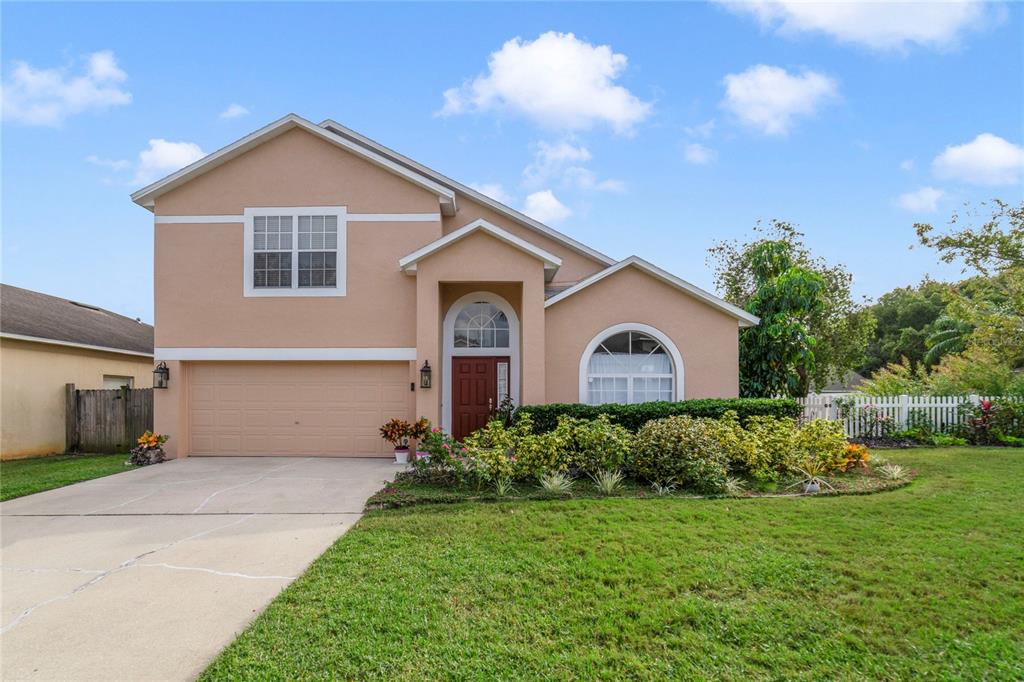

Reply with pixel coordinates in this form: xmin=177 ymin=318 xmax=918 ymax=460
xmin=1 ymin=284 xmax=153 ymax=355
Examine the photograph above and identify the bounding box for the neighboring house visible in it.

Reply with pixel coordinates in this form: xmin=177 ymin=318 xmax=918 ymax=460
xmin=0 ymin=285 xmax=154 ymax=459
xmin=133 ymin=114 xmax=757 ymax=459
xmin=816 ymin=370 xmax=866 ymax=394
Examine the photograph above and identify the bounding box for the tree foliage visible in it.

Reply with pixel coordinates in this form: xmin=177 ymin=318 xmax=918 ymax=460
xmin=709 ymin=221 xmax=874 ymax=396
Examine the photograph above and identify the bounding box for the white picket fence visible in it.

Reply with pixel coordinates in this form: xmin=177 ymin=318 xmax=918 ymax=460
xmin=796 ymin=393 xmax=1009 ymax=437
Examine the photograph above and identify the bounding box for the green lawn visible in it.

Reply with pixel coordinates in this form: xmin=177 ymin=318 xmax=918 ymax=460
xmin=0 ymin=453 xmax=134 ymax=501
xmin=202 ymin=449 xmax=1023 ymax=680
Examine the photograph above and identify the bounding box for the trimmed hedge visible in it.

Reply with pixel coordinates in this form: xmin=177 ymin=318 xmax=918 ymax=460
xmin=515 ymin=398 xmax=802 ymax=434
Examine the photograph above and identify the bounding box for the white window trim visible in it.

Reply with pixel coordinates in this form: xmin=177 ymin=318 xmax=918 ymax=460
xmin=578 ymin=323 xmax=684 ymax=404
xmin=243 ymin=206 xmax=348 ymax=297
xmin=441 ymin=292 xmax=520 ymax=433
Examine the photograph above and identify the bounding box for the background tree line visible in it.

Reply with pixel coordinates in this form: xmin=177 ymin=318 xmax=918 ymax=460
xmin=709 ymin=200 xmax=1024 ymax=398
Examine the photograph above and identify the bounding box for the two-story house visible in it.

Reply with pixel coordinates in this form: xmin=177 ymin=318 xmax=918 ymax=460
xmin=132 ymin=114 xmax=757 ymax=458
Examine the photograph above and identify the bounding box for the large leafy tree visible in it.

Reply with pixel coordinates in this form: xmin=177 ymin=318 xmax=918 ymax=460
xmin=859 ymin=280 xmax=953 ymax=373
xmin=709 ymin=221 xmax=874 ymax=396
xmin=916 ymin=200 xmax=1024 ymax=367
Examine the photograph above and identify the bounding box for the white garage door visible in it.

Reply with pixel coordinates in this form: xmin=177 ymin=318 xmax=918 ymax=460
xmin=189 ymin=362 xmax=409 ymax=456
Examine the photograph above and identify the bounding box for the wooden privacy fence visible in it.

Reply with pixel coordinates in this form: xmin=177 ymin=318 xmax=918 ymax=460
xmin=65 ymin=384 xmax=153 ymax=453
xmin=796 ymin=393 xmax=1016 ymax=437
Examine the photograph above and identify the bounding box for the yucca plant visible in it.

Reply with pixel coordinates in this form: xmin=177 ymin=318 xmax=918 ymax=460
xmin=723 ymin=476 xmax=746 ymax=497
xmin=877 ymin=463 xmax=908 ymax=481
xmin=494 ymin=477 xmax=516 ymax=497
xmin=787 ymin=458 xmax=836 ymax=494
xmin=589 ymin=469 xmax=624 ymax=495
xmin=538 ymin=471 xmax=574 ymax=495
xmin=650 ymin=480 xmax=676 ymax=497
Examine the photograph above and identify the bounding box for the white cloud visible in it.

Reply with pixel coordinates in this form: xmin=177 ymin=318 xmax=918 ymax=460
xmin=897 ymin=186 xmax=944 ymax=212
xmin=219 ymin=103 xmax=250 ymax=119
xmin=1 ymin=50 xmax=132 ymax=126
xmin=522 ymin=139 xmax=623 ymax=192
xmin=438 ymin=31 xmax=652 ymax=134
xmin=721 ymin=64 xmax=838 ymax=135
xmin=684 ymin=119 xmax=716 ymax=139
xmin=523 ymin=190 xmax=571 ymax=224
xmin=931 ymin=133 xmax=1024 ymax=186
xmin=900 ymin=159 xmax=915 ymax=172
xmin=131 ymin=139 xmax=206 ymax=186
xmin=684 ymin=143 xmax=717 ymax=165
xmin=85 ymin=154 xmax=131 ymax=171
xmin=468 ymin=182 xmax=513 ymax=205
xmin=719 ymin=0 xmax=990 ymax=51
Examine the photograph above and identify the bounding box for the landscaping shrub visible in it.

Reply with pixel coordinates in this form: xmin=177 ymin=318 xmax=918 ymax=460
xmin=552 ymin=415 xmax=632 ymax=475
xmin=793 ymin=418 xmax=848 ymax=471
xmin=516 ymin=398 xmax=801 ymax=434
xmin=730 ymin=414 xmax=798 ymax=482
xmin=956 ymin=398 xmax=1024 ymax=444
xmin=463 ymin=414 xmax=569 ymax=480
xmin=630 ymin=416 xmax=729 ymax=492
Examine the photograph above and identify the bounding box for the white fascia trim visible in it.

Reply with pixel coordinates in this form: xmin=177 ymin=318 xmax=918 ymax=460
xmin=155 ymin=215 xmax=243 ymax=224
xmin=155 ymin=347 xmax=416 ymax=361
xmin=545 ymin=256 xmax=760 ymax=327
xmin=156 ymin=213 xmax=441 ymax=224
xmin=319 ymin=119 xmax=615 ymax=267
xmin=399 ymin=219 xmax=562 ymax=280
xmin=131 ymin=114 xmax=456 ymax=215
xmin=348 ymin=213 xmax=441 ymax=222
xmin=1 ymin=333 xmax=154 ymax=358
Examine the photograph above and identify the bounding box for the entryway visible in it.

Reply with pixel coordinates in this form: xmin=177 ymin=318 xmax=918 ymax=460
xmin=451 ymin=355 xmax=510 ymax=440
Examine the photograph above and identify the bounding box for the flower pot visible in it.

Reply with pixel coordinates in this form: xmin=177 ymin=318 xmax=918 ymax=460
xmin=415 ymin=451 xmax=430 ymax=461
xmin=394 ymin=447 xmax=410 ymax=465
xmin=802 ymin=480 xmax=821 ymax=494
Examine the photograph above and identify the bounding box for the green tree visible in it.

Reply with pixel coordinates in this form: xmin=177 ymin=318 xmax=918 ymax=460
xmin=923 ymin=315 xmax=972 ymax=365
xmin=709 ymin=221 xmax=874 ymax=395
xmin=860 ymin=280 xmax=953 ymax=373
xmin=916 ymin=200 xmax=1024 ymax=367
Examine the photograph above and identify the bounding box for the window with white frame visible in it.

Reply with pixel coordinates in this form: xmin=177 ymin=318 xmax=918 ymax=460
xmin=453 ymin=302 xmax=510 ymax=348
xmin=245 ymin=208 xmax=345 ymax=296
xmin=585 ymin=330 xmax=674 ymax=404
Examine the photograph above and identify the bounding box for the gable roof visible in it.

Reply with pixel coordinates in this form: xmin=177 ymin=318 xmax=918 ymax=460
xmin=131 ymin=114 xmax=457 ymax=214
xmin=399 ymin=219 xmax=562 ymax=281
xmin=319 ymin=119 xmax=616 ymax=267
xmin=0 ymin=284 xmax=154 ymax=356
xmin=544 ymin=256 xmax=760 ymax=327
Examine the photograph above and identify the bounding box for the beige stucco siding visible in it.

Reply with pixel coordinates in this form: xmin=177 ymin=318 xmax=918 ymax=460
xmin=442 ymin=196 xmax=606 ymax=285
xmin=154 ymin=221 xmax=427 ymax=348
xmin=155 ymin=128 xmax=440 ymax=216
xmin=0 ymin=339 xmax=152 ymax=459
xmin=544 ymin=266 xmax=741 ymax=402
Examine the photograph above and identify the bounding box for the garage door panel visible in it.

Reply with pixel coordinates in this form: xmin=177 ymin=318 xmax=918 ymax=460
xmin=189 ymin=362 xmax=409 ymax=457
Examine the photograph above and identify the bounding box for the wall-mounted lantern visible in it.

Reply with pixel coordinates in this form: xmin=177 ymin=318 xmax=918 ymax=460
xmin=153 ymin=362 xmax=170 ymax=389
xmin=419 ymin=360 xmax=432 ymax=389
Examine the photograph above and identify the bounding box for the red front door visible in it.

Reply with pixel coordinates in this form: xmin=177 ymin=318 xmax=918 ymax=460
xmin=452 ymin=356 xmax=508 ymax=441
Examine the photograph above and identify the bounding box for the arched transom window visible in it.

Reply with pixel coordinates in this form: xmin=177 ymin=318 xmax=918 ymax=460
xmin=453 ymin=302 xmax=510 ymax=348
xmin=585 ymin=330 xmax=674 ymax=404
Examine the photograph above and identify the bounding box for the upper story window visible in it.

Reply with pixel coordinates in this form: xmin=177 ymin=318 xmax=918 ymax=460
xmin=453 ymin=302 xmax=510 ymax=348
xmin=244 ymin=207 xmax=347 ymax=297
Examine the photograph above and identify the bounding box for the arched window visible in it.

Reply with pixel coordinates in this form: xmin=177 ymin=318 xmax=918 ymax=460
xmin=453 ymin=302 xmax=510 ymax=348
xmin=584 ymin=329 xmax=676 ymax=404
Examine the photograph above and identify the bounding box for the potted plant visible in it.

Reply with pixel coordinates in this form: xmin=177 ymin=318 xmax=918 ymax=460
xmin=409 ymin=417 xmax=430 ymax=460
xmin=379 ymin=419 xmax=413 ymax=464
xmin=128 ymin=431 xmax=169 ymax=466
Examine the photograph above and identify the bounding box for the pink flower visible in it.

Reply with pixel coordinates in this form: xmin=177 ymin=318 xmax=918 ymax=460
xmin=432 ymin=427 xmax=440 ymax=433
xmin=442 ymin=443 xmax=451 ymax=450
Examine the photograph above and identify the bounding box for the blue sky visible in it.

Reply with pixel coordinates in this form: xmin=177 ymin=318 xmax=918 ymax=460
xmin=2 ymin=1 xmax=1022 ymax=324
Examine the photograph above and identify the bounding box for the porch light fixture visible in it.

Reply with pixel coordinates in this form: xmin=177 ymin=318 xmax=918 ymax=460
xmin=419 ymin=360 xmax=432 ymax=389
xmin=153 ymin=362 xmax=170 ymax=389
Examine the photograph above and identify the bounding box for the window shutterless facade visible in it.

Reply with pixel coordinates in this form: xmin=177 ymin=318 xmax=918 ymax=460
xmin=243 ymin=207 xmax=347 ymax=297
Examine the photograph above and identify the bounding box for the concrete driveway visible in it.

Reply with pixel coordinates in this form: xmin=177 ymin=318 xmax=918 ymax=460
xmin=1 ymin=456 xmax=397 ymax=681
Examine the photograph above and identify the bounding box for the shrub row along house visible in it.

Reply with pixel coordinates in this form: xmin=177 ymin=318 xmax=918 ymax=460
xmin=133 ymin=114 xmax=758 ymax=458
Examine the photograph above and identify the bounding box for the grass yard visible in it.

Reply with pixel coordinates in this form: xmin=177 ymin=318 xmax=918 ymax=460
xmin=0 ymin=453 xmax=134 ymax=501
xmin=202 ymin=448 xmax=1023 ymax=680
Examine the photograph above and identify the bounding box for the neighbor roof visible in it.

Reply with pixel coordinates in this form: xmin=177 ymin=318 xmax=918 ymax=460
xmin=0 ymin=284 xmax=154 ymax=356
xmin=544 ymin=256 xmax=760 ymax=327
xmin=399 ymin=219 xmax=562 ymax=281
xmin=131 ymin=114 xmax=457 ymax=215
